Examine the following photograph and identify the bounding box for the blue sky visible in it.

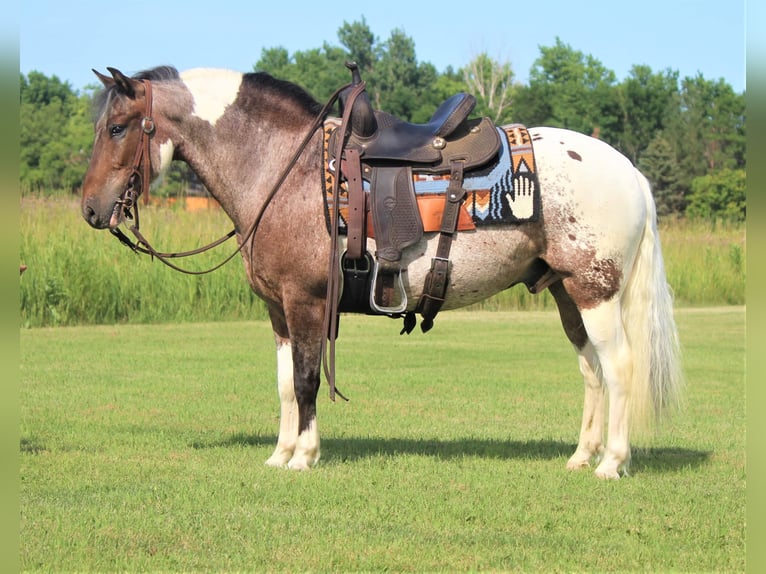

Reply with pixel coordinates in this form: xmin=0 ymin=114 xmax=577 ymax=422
xmin=19 ymin=0 xmax=745 ymax=93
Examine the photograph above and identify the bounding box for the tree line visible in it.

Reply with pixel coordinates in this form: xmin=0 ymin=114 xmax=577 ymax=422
xmin=20 ymin=18 xmax=745 ymax=220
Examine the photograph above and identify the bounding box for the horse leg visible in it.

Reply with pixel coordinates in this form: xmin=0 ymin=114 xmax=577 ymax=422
xmin=288 ymin=332 xmax=322 ymax=471
xmin=266 ymin=302 xmax=324 ymax=470
xmin=263 ymin=303 xmax=323 ymax=470
xmin=549 ymin=281 xmax=606 ymax=470
xmin=566 ymin=343 xmax=606 ymax=469
xmin=265 ymin=333 xmax=299 ymax=468
xmin=578 ymin=300 xmax=633 ymax=479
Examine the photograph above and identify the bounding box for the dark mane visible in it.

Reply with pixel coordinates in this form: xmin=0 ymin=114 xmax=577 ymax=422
xmin=92 ymin=66 xmax=181 ymax=121
xmin=244 ymin=71 xmax=323 ymax=116
xmin=132 ymin=65 xmax=181 ymax=82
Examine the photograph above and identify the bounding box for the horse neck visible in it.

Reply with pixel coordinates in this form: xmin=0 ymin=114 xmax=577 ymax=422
xmin=156 ymin=78 xmax=322 ymax=226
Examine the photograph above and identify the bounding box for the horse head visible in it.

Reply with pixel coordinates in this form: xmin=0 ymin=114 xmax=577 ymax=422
xmin=81 ymin=67 xmax=172 ymax=229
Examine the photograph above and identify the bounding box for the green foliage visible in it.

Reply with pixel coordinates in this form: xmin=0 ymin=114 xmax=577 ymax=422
xmin=685 ymin=168 xmax=746 ymax=222
xmin=617 ymin=65 xmax=680 ymax=164
xmin=20 ymin=73 xmax=94 ymax=194
xmin=638 ymin=134 xmax=685 ymax=215
xmin=518 ymin=38 xmax=621 ymax=140
xmin=660 ymin=218 xmax=745 ymax=305
xmin=20 ymin=21 xmax=745 ymax=221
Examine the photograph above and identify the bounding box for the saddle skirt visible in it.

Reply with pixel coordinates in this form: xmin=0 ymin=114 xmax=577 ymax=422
xmin=322 ymin=122 xmax=541 ymax=236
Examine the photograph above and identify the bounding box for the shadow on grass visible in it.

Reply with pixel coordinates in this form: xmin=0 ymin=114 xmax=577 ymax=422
xmin=192 ymin=433 xmax=711 ymax=474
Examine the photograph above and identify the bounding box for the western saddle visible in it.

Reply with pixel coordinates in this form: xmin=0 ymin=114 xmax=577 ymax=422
xmin=327 ymin=62 xmax=502 ymax=333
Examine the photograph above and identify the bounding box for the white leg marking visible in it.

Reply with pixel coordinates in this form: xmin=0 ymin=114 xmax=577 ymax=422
xmin=567 ymin=342 xmax=606 ymax=470
xmin=288 ymin=418 xmax=320 ymax=471
xmin=180 ymin=68 xmax=243 ymax=125
xmin=265 ymin=341 xmax=298 ymax=468
xmin=580 ymin=303 xmax=633 ymax=479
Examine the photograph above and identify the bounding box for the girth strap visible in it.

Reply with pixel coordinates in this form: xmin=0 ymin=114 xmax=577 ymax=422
xmin=416 ymin=159 xmax=466 ymax=332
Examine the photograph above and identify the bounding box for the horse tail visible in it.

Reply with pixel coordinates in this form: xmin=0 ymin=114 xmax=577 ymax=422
xmin=621 ymin=170 xmax=684 ymax=434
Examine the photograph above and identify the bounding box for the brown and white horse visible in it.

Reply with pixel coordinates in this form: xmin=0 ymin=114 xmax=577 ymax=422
xmin=81 ymin=66 xmax=683 ymax=479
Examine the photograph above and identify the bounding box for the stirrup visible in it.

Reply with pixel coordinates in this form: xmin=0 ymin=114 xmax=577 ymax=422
xmin=369 ymin=258 xmax=408 ymax=314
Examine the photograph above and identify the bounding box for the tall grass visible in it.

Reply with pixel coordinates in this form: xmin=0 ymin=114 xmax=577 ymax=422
xmin=20 ymin=198 xmax=267 ymax=327
xmin=20 ymin=198 xmax=745 ymax=327
xmin=660 ymin=216 xmax=746 ymax=306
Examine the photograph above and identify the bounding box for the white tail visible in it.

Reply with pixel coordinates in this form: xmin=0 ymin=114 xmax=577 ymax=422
xmin=621 ymin=171 xmax=684 ymax=434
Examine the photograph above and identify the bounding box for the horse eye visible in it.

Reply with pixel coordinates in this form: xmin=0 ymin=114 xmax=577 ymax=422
xmin=109 ymin=124 xmax=126 ymax=138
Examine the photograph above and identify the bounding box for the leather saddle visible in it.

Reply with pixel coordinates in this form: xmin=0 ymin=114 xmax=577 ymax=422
xmin=328 ymin=63 xmax=502 ymax=329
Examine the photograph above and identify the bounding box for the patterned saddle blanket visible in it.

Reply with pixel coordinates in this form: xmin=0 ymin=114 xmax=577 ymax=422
xmin=322 ymin=122 xmax=540 ymax=236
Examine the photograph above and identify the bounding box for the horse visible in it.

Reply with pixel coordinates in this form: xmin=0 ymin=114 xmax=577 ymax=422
xmin=80 ymin=65 xmax=683 ymax=479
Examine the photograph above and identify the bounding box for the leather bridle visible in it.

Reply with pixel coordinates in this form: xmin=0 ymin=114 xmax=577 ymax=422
xmin=109 ymin=79 xmax=155 ymax=234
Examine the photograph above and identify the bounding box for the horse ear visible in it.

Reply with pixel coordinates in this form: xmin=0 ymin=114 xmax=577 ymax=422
xmin=92 ymin=69 xmax=115 ymax=88
xmin=106 ymin=67 xmax=137 ymax=99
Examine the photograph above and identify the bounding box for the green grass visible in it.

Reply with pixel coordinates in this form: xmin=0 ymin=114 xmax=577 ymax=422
xmin=20 ymin=308 xmax=745 ymax=572
xmin=20 ymin=198 xmax=745 ymax=326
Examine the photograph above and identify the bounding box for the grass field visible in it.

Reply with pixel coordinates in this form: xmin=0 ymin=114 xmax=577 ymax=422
xmin=20 ymin=308 xmax=745 ymax=572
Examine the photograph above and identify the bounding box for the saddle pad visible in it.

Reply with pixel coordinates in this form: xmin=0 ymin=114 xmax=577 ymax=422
xmin=322 ymin=120 xmax=540 ymax=235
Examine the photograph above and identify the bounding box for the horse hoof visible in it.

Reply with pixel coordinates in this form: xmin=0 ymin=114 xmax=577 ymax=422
xmin=265 ymin=449 xmax=293 ymax=468
xmin=566 ymin=458 xmax=591 ymax=471
xmin=287 ymin=459 xmax=313 ymax=471
xmin=594 ymin=466 xmax=621 ymax=480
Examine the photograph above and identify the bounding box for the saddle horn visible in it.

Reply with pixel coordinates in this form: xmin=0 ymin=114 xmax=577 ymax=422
xmin=339 ymin=61 xmax=377 ymax=139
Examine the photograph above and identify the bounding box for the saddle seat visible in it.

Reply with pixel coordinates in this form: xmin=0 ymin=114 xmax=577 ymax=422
xmin=358 ymin=92 xmax=477 ymax=163
xmin=331 ymin=93 xmax=501 ymax=173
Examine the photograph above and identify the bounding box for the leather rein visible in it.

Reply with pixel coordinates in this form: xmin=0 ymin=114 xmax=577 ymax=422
xmin=109 ymin=77 xmax=356 ymax=276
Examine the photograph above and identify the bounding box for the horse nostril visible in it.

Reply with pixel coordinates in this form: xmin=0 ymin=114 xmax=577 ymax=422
xmin=83 ymin=203 xmax=98 ymax=226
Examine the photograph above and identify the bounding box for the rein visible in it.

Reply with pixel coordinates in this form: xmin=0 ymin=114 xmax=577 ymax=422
xmin=110 ymin=78 xmax=354 ymax=276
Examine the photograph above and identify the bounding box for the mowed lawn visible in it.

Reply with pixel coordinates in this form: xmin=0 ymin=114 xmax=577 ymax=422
xmin=20 ymin=308 xmax=745 ymax=572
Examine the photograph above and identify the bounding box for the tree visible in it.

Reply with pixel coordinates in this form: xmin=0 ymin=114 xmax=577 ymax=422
xmin=654 ymin=74 xmax=746 ymax=211
xmin=462 ymin=53 xmax=516 ymax=123
xmin=686 ymin=169 xmax=746 ymax=222
xmin=638 ymin=134 xmax=685 ymax=216
xmin=518 ymin=38 xmax=621 ymax=140
xmin=255 ymin=45 xmax=349 ymax=101
xmin=337 ymin=17 xmax=376 ymax=73
xmin=256 ymin=21 xmax=446 ymax=122
xmin=617 ymin=65 xmax=679 ymax=164
xmin=20 ymin=72 xmax=93 ymax=193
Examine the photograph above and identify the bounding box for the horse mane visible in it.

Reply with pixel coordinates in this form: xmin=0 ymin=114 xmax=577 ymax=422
xmin=92 ymin=66 xmax=181 ymax=121
xmin=92 ymin=66 xmax=323 ymax=121
xmin=244 ymin=71 xmax=323 ymax=116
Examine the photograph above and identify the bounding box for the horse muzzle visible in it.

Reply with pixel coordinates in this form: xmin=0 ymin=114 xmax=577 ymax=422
xmin=82 ymin=173 xmax=142 ymax=230
xmin=82 ymin=196 xmax=110 ymax=229
xmin=82 ymin=192 xmax=126 ymax=230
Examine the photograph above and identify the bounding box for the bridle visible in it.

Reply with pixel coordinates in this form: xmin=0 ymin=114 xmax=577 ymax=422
xmin=109 ymin=80 xmax=155 ymax=235
xmin=107 ymin=77 xmax=357 ymax=277
xmin=108 ymin=79 xmax=242 ymax=273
